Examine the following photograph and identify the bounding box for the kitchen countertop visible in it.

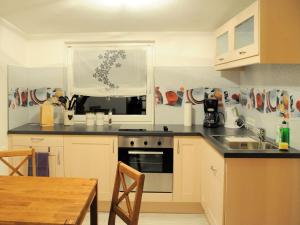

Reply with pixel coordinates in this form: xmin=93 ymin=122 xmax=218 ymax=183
xmin=8 ymin=123 xmax=300 ymax=158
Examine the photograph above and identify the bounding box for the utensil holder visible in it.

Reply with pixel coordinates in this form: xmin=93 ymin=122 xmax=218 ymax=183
xmin=64 ymin=110 xmax=74 ymax=126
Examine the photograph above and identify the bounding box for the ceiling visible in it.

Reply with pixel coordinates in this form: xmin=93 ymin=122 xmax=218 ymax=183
xmin=0 ymin=0 xmax=255 ymax=34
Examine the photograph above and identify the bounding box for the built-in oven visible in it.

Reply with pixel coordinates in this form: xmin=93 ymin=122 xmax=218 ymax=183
xmin=118 ymin=136 xmax=173 ymax=193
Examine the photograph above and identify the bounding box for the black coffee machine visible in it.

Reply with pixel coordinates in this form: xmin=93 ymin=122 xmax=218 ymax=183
xmin=203 ymin=98 xmax=220 ymax=128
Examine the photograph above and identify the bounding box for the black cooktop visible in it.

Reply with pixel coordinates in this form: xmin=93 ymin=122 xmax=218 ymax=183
xmin=118 ymin=129 xmax=147 ymax=132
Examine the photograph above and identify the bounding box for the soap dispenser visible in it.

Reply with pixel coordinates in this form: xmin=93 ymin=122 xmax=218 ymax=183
xmin=279 ymin=117 xmax=290 ymax=151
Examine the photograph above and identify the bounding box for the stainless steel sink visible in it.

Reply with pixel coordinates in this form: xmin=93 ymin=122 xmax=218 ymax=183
xmin=211 ymin=135 xmax=278 ymax=150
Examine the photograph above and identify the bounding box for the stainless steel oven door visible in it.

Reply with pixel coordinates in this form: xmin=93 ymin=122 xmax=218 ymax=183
xmin=118 ymin=148 xmax=173 ymax=193
xmin=143 ymin=173 xmax=173 ymax=193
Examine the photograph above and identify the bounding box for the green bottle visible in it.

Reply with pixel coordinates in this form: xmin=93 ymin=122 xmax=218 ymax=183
xmin=280 ymin=120 xmax=290 ymax=145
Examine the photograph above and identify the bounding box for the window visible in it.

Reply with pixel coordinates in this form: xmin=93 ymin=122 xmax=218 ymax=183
xmin=66 ymin=42 xmax=154 ymax=123
xmin=75 ymin=95 xmax=146 ymax=115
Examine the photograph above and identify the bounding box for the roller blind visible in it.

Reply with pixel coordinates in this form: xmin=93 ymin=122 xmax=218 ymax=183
xmin=71 ymin=46 xmax=148 ymax=97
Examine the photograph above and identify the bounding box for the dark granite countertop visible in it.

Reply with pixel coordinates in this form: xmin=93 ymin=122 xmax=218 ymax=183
xmin=8 ymin=123 xmax=300 ymax=158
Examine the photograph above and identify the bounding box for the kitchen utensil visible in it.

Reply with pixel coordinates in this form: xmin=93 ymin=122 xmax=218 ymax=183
xmin=58 ymin=96 xmax=68 ymax=109
xmin=40 ymin=102 xmax=54 ymax=127
xmin=64 ymin=110 xmax=74 ymax=126
xmin=68 ymin=95 xmax=78 ymax=110
xmin=225 ymin=105 xmax=243 ymax=129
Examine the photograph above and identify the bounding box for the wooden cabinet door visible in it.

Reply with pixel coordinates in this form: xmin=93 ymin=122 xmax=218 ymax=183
xmin=232 ymin=0 xmax=259 ymax=60
xmin=215 ymin=24 xmax=234 ymax=65
xmin=201 ymin=139 xmax=225 ymax=225
xmin=173 ymin=136 xmax=201 ymax=202
xmin=9 ymin=144 xmax=63 ymax=177
xmin=64 ymin=136 xmax=118 ymax=201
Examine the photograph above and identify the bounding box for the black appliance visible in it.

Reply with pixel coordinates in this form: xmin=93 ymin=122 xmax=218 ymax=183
xmin=118 ymin=136 xmax=173 ymax=193
xmin=203 ymin=98 xmax=221 ymax=128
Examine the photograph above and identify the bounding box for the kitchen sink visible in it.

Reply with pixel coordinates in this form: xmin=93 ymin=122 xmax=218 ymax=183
xmin=211 ymin=135 xmax=278 ymax=150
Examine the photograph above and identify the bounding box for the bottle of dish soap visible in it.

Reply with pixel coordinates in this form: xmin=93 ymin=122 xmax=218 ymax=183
xmin=279 ymin=118 xmax=290 ymax=151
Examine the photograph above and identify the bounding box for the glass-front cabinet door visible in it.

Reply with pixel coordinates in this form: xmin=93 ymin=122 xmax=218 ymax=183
xmin=216 ymin=32 xmax=229 ymax=64
xmin=233 ymin=1 xmax=259 ymax=60
xmin=235 ymin=16 xmax=255 ymax=49
xmin=215 ymin=28 xmax=232 ymax=65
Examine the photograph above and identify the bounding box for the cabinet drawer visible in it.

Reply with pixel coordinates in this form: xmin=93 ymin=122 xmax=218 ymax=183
xmin=64 ymin=136 xmax=116 ymax=145
xmin=10 ymin=135 xmax=64 ymax=147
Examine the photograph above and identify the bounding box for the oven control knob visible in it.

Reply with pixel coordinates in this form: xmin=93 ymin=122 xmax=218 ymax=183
xmin=144 ymin=141 xmax=148 ymax=146
xmin=157 ymin=141 xmax=162 ymax=146
xmin=130 ymin=141 xmax=134 ymax=146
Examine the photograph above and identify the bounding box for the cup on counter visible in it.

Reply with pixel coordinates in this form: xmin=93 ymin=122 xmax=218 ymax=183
xmin=64 ymin=110 xmax=74 ymax=126
xmin=86 ymin=112 xmax=96 ymax=126
xmin=96 ymin=112 xmax=104 ymax=126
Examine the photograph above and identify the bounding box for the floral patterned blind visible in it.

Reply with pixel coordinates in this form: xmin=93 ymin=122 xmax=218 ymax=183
xmin=72 ymin=46 xmax=148 ymax=97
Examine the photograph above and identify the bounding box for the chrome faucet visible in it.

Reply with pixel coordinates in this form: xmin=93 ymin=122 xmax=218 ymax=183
xmin=257 ymin=128 xmax=266 ymax=142
xmin=245 ymin=124 xmax=266 ymax=142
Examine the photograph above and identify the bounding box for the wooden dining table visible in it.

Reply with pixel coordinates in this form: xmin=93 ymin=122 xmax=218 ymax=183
xmin=0 ymin=176 xmax=98 ymax=225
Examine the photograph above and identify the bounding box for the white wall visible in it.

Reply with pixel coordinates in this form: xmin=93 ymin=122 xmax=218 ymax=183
xmin=0 ymin=19 xmax=28 ymax=148
xmin=240 ymin=64 xmax=300 ymax=149
xmin=27 ymin=32 xmax=240 ymax=124
xmin=27 ymin=32 xmax=215 ymax=67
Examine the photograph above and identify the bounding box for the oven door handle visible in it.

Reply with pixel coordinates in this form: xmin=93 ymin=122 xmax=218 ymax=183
xmin=128 ymin=151 xmax=164 ymax=155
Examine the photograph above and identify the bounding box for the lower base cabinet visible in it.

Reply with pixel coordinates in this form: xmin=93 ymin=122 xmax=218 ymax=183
xmin=8 ymin=134 xmax=300 ymax=222
xmin=200 ymin=138 xmax=300 ymax=225
xmin=8 ymin=135 xmax=64 ymax=177
xmin=64 ymin=136 xmax=118 ymax=201
xmin=173 ymin=136 xmax=202 ymax=202
xmin=201 ymin=138 xmax=224 ymax=225
xmin=224 ymin=158 xmax=300 ymax=225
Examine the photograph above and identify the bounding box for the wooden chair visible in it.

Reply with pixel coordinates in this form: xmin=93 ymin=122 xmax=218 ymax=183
xmin=0 ymin=148 xmax=36 ymax=176
xmin=108 ymin=162 xmax=145 ymax=225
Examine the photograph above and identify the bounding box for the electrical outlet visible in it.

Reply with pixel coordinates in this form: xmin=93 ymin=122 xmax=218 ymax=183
xmin=246 ymin=117 xmax=255 ymax=127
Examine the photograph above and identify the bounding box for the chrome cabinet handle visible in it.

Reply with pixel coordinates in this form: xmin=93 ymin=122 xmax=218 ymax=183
xmin=177 ymin=140 xmax=180 ymax=154
xmin=239 ymin=51 xmax=247 ymax=55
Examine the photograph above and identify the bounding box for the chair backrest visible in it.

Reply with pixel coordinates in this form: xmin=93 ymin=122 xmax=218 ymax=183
xmin=108 ymin=162 xmax=145 ymax=225
xmin=0 ymin=148 xmax=36 ymax=176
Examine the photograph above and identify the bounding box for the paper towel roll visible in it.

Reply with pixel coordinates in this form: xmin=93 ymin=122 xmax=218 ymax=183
xmin=184 ymin=102 xmax=192 ymax=126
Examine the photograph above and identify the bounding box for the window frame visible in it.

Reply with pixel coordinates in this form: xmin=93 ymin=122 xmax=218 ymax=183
xmin=65 ymin=42 xmax=155 ymax=124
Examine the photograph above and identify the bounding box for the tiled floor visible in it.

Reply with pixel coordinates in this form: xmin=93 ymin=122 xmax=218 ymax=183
xmin=83 ymin=213 xmax=209 ymax=225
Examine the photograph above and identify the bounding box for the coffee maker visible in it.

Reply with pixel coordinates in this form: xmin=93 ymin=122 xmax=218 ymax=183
xmin=203 ymin=98 xmax=220 ymax=128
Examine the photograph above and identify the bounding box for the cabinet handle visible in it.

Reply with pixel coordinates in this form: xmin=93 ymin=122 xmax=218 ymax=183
xmin=239 ymin=51 xmax=247 ymax=55
xmin=210 ymin=165 xmax=217 ymax=174
xmin=218 ymin=58 xmax=224 ymax=61
xmin=31 ymin=138 xmax=44 ymax=142
xmin=177 ymin=140 xmax=180 ymax=154
xmin=57 ymin=148 xmax=61 ymax=166
xmin=113 ymin=140 xmax=115 ymax=154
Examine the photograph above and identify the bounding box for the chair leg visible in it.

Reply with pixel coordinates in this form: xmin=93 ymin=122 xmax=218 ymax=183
xmin=108 ymin=210 xmax=116 ymax=225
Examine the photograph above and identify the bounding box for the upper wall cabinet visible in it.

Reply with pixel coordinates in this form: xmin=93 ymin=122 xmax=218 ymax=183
xmin=215 ymin=0 xmax=300 ymax=70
